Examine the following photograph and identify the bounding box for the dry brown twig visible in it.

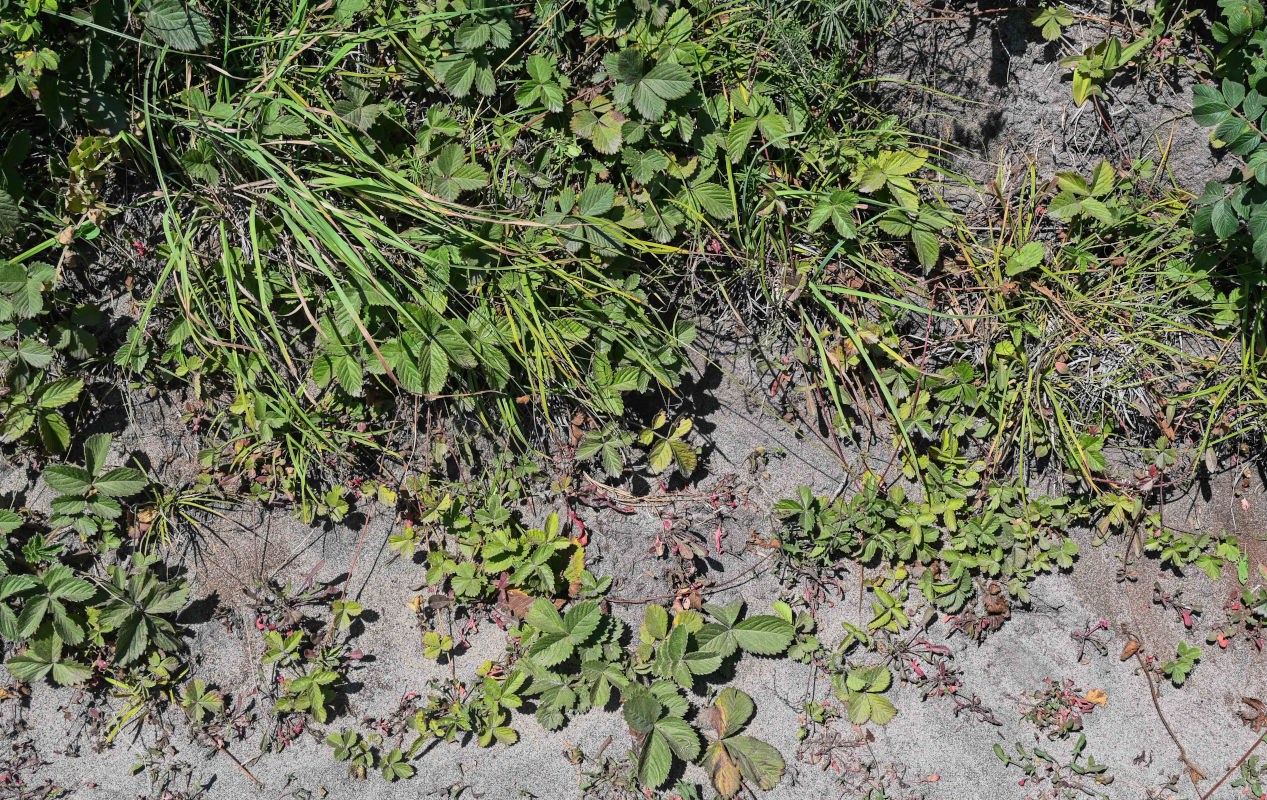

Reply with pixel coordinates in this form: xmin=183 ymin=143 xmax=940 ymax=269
xmin=1129 ymin=642 xmax=1206 ymax=792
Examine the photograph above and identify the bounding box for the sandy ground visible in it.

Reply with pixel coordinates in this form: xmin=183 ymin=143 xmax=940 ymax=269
xmin=872 ymin=1 xmax=1220 ymax=193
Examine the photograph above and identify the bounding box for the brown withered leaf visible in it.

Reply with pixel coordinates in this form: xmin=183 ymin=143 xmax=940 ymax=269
xmin=703 ymin=704 xmax=725 ymax=737
xmin=982 ymin=583 xmax=1010 ymax=618
xmin=684 ymin=590 xmax=703 ymax=610
xmin=505 ymin=590 xmax=534 ymax=619
xmin=1085 ymin=689 xmax=1107 ymax=706
xmin=1119 ymin=639 xmax=1141 ymax=661
xmin=1239 ymin=697 xmax=1267 ymax=732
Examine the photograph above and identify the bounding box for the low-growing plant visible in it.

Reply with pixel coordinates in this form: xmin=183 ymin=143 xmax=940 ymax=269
xmin=327 ymin=730 xmax=377 ymax=779
xmin=701 ymin=688 xmax=786 ymax=798
xmin=330 ymin=600 xmax=362 ymax=632
xmin=1032 ymin=5 xmax=1074 ymax=40
xmin=832 ymin=665 xmax=897 ymax=725
xmin=97 ymin=553 xmax=189 ymax=665
xmin=994 ymin=734 xmax=1114 ymax=794
xmin=422 ymin=504 xmax=584 ymax=604
xmin=1232 ymin=754 xmax=1267 ymax=797
xmin=276 ymin=665 xmax=342 ymax=723
xmin=379 ymin=747 xmax=414 ymax=781
xmin=1016 ymin=679 xmax=1102 ymax=739
xmin=622 ymin=681 xmax=700 ymax=789
xmin=1189 ymin=0 xmax=1267 ymax=347
xmin=1048 ymin=161 xmax=1119 ymax=226
xmin=2 ymin=549 xmax=189 ymax=685
xmin=433 ymin=596 xmax=798 ymax=792
xmin=1061 ymin=37 xmax=1150 ymax=106
xmin=422 ymin=630 xmax=454 ymax=660
xmin=181 ymin=679 xmax=224 ymax=726
xmin=41 ymin=433 xmax=148 ymax=548
xmin=637 ymin=413 xmax=698 ymax=479
xmin=772 ymin=601 xmax=821 ymax=663
xmin=1162 ymin=641 xmax=1201 ymax=686
xmin=0 ymin=257 xmax=99 ymax=452
xmin=776 ymin=472 xmax=1083 ymax=620
xmin=575 ymin=423 xmax=637 ymax=478
xmin=101 ymin=651 xmax=184 ymax=741
xmin=409 ymin=666 xmax=523 ymax=748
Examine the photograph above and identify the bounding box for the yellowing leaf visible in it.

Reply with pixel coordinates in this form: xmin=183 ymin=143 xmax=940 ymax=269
xmin=707 ymin=742 xmax=743 ymax=798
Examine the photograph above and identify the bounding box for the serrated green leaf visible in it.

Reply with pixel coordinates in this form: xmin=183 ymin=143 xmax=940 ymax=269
xmin=0 ymin=510 xmax=22 ymax=535
xmin=637 ymin=730 xmax=674 ymax=789
xmin=714 ymin=687 xmax=755 ymax=737
xmin=44 ymin=465 xmax=93 ymax=495
xmin=623 ymin=691 xmax=662 ymax=734
xmin=94 ymin=467 xmax=147 ymax=497
xmin=263 ymin=115 xmax=309 ymax=136
xmin=732 ymin=615 xmax=794 ymax=654
xmin=577 ymin=184 xmax=616 ymax=217
xmin=144 ymin=1 xmax=214 ymax=51
xmin=563 ymin=601 xmax=600 ymax=643
xmin=18 ymin=339 xmax=53 ymax=368
xmin=725 ymin=735 xmax=785 ymax=790
xmin=0 ymin=192 xmax=20 ymax=236
xmin=866 ymin=694 xmax=897 ymax=724
xmin=36 ymin=378 xmax=82 ymax=409
xmin=6 ymin=651 xmax=52 ymax=682
xmin=38 ymin=412 xmax=70 ymax=453
xmin=656 ymin=715 xmax=700 ymax=760
xmin=726 ymin=117 xmax=758 ymax=163
xmin=622 ymin=148 xmax=668 ymax=183
xmin=526 ymin=598 xmax=568 ymax=635
xmin=691 ymin=183 xmax=734 ymax=220
xmin=84 ymin=433 xmax=110 ymax=477
xmin=1193 ymin=83 xmax=1231 ymax=126
xmin=647 ymin=439 xmax=673 ymax=474
xmin=0 ymin=408 xmax=35 ymax=444
xmin=1211 ymin=199 xmax=1240 ymax=239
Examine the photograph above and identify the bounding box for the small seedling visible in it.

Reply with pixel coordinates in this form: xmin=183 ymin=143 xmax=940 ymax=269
xmin=1162 ymin=642 xmax=1201 ymax=686
xmin=1060 ymin=37 xmax=1149 ymax=106
xmin=422 ymin=631 xmax=454 ymax=660
xmin=832 ymin=665 xmax=897 ymax=725
xmin=1032 ymin=5 xmax=1074 ymax=40
xmin=638 ymin=412 xmax=697 ymax=478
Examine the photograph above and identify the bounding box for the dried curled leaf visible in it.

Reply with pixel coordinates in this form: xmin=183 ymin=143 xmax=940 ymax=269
xmin=1240 ymin=697 xmax=1267 ymax=732
xmin=505 ymin=590 xmax=534 ymax=619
